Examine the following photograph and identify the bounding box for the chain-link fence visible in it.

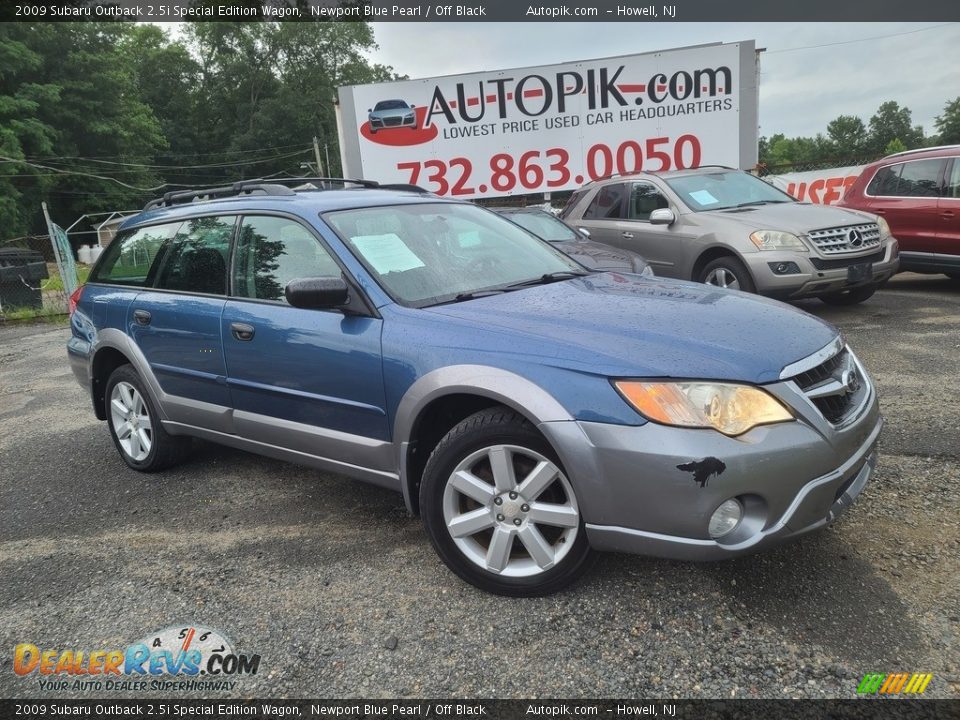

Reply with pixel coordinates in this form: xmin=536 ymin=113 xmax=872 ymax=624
xmin=754 ymin=156 xmax=883 ymax=178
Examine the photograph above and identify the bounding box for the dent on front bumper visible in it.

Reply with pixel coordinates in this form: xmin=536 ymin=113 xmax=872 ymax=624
xmin=539 ymin=374 xmax=882 ymax=561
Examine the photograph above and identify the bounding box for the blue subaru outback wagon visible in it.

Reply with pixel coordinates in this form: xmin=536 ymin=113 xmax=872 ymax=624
xmin=68 ymin=179 xmax=882 ymax=596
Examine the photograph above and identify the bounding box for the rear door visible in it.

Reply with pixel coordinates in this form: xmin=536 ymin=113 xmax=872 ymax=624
xmin=937 ymin=157 xmax=960 ymax=258
xmin=864 ymin=159 xmax=946 ymax=253
xmin=220 ymin=215 xmax=389 ymax=465
xmin=128 ymin=215 xmax=235 ymax=431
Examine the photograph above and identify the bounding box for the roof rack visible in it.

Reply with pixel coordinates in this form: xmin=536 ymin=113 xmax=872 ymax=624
xmin=884 ymin=144 xmax=960 ymax=159
xmin=585 ymin=164 xmax=737 ymax=184
xmin=142 ymin=177 xmax=428 ymax=211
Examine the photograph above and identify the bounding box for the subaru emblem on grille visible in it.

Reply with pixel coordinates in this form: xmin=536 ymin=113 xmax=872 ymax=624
xmin=848 ymin=229 xmax=864 ymax=248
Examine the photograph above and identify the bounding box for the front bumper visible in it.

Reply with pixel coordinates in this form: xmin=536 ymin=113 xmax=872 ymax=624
xmin=745 ymin=240 xmax=899 ymax=299
xmin=539 ymin=374 xmax=881 ymax=561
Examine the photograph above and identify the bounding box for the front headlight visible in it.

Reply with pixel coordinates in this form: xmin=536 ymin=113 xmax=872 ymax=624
xmin=749 ymin=230 xmax=807 ymax=252
xmin=613 ymin=381 xmax=794 ymax=436
xmin=876 ymin=216 xmax=892 ymax=239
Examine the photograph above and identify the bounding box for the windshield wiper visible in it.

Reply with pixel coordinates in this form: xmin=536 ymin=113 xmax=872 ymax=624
xmin=732 ymin=199 xmax=791 ymax=208
xmin=504 ymin=270 xmax=589 ymax=289
xmin=428 ymin=289 xmax=508 ymax=306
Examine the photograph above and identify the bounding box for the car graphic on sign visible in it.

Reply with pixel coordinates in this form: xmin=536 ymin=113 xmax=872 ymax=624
xmin=367 ymin=99 xmax=418 ymax=133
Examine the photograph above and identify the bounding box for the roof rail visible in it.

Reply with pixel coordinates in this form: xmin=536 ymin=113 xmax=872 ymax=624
xmin=142 ymin=176 xmax=428 ymax=211
xmin=884 ymin=144 xmax=960 ymax=159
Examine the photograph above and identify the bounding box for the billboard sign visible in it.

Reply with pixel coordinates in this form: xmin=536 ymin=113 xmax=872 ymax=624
xmin=337 ymin=41 xmax=758 ymax=198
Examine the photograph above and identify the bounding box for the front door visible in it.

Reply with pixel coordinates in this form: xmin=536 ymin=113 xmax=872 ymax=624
xmin=220 ymin=215 xmax=388 ymax=465
xmin=936 ymin=157 xmax=960 ymax=258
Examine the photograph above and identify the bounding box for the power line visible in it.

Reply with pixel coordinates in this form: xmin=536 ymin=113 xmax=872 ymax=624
xmin=30 ymin=141 xmax=316 ymax=161
xmin=766 ymin=23 xmax=957 ymax=54
xmin=37 ymin=148 xmax=313 ymax=170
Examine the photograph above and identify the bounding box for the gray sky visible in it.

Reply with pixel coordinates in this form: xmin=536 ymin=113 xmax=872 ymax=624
xmin=368 ymin=22 xmax=960 ymax=139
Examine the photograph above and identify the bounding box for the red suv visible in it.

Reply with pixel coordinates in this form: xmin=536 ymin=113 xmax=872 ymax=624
xmin=839 ymin=145 xmax=960 ymax=279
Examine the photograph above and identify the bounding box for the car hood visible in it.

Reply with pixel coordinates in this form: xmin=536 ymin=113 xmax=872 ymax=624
xmin=421 ymin=273 xmax=837 ymax=384
xmin=552 ymin=239 xmax=634 ymax=272
xmin=700 ymin=202 xmax=877 ymax=234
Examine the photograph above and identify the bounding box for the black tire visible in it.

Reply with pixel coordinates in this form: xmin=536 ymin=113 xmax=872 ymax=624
xmin=698 ymin=255 xmax=756 ymax=293
xmin=819 ymin=285 xmax=877 ymax=306
xmin=420 ymin=407 xmax=595 ymax=596
xmin=104 ymin=364 xmax=190 ymax=472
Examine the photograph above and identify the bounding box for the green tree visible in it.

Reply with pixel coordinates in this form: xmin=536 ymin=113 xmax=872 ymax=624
xmin=867 ymin=101 xmax=924 ymax=154
xmin=883 ymin=138 xmax=908 ymax=155
xmin=934 ymin=96 xmax=960 ymax=144
xmin=826 ymin=115 xmax=867 ymax=157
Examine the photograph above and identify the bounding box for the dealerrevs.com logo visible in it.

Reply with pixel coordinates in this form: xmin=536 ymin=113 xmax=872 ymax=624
xmin=13 ymin=625 xmax=261 ymax=692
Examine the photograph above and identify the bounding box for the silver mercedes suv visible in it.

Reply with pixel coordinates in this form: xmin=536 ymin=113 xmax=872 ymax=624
xmin=561 ymin=167 xmax=900 ymax=305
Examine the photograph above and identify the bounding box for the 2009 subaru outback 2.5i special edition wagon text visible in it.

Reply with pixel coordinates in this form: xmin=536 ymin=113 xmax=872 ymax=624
xmin=68 ymin=178 xmax=882 ymax=596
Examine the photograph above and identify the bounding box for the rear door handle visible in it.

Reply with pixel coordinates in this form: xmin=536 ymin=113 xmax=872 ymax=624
xmin=942 ymin=210 xmax=955 ymax=218
xmin=622 ymin=232 xmax=635 ymax=239
xmin=133 ymin=309 xmax=151 ymax=326
xmin=230 ymin=322 xmax=255 ymax=341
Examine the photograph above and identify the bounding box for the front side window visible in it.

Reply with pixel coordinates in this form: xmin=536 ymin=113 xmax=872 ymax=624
xmin=233 ymin=216 xmax=340 ymax=303
xmin=664 ymin=171 xmax=794 ymax=211
xmin=325 ymin=203 xmax=582 ymax=307
xmin=627 ymin=182 xmax=670 ymax=221
xmin=89 ymin=221 xmax=181 ymax=287
xmin=155 ymin=216 xmax=235 ymax=295
xmin=583 ymin=184 xmax=626 ymax=220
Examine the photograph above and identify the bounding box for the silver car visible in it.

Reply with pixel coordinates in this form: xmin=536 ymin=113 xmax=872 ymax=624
xmin=367 ymin=99 xmax=417 ymax=133
xmin=561 ymin=167 xmax=900 ymax=305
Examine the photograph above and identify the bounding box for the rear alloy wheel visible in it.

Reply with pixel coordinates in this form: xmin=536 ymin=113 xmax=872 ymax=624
xmin=699 ymin=256 xmax=756 ymax=293
xmin=819 ymin=285 xmax=877 ymax=306
xmin=420 ymin=408 xmax=594 ymax=596
xmin=105 ymin=365 xmax=190 ymax=472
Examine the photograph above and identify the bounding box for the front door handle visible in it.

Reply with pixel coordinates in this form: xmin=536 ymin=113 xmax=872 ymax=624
xmin=230 ymin=322 xmax=255 ymax=341
xmin=622 ymin=232 xmax=635 ymax=239
xmin=942 ymin=210 xmax=955 ymax=219
xmin=133 ymin=309 xmax=151 ymax=326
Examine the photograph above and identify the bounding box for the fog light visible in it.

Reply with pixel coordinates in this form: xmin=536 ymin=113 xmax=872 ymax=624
xmin=768 ymin=261 xmax=801 ymax=275
xmin=708 ymin=499 xmax=743 ymax=538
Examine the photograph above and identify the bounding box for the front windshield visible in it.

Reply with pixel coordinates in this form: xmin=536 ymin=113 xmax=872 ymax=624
xmin=325 ymin=203 xmax=584 ymax=307
xmin=374 ymin=100 xmax=409 ymax=111
xmin=503 ymin=211 xmax=579 ymax=242
xmin=665 ymin=171 xmax=795 ymax=211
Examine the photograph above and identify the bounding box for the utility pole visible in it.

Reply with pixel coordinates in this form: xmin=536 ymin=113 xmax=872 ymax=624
xmin=313 ymin=136 xmax=325 ymax=176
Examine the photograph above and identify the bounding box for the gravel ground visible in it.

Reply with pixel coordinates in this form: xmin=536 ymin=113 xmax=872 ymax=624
xmin=0 ymin=273 xmax=957 ymax=700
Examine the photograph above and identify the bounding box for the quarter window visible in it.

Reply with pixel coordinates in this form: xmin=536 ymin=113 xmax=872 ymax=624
xmin=155 ymin=216 xmax=235 ymax=295
xmin=583 ymin=184 xmax=626 ymax=220
xmin=89 ymin=221 xmax=181 ymax=287
xmin=627 ymin=182 xmax=670 ymax=221
xmin=233 ymin=216 xmax=340 ymax=303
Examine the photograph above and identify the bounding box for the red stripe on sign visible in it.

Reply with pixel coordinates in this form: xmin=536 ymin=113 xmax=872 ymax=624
xmin=523 ymin=89 xmax=544 ymax=98
xmin=618 ymin=84 xmax=647 ymax=93
xmin=657 ymin=85 xmax=667 ymax=92
xmin=507 ymin=92 xmax=514 ymax=100
xmin=449 ymin=100 xmax=458 ymax=109
xmin=486 ymin=94 xmax=497 ymax=103
xmin=467 ymin=97 xmax=480 ymax=106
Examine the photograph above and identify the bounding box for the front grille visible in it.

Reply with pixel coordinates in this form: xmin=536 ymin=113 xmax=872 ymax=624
xmin=807 ymin=223 xmax=882 ymax=255
xmin=383 ymin=117 xmax=402 ymax=127
xmin=789 ymin=347 xmax=867 ymax=424
xmin=809 ymin=249 xmax=885 ymax=270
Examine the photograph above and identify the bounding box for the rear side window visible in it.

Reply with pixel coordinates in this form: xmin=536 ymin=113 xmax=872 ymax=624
xmin=947 ymin=159 xmax=960 ymax=198
xmin=559 ymin=188 xmax=588 ymax=219
xmin=627 ymin=182 xmax=670 ymax=221
xmin=155 ymin=216 xmax=235 ymax=295
xmin=233 ymin=216 xmax=340 ymax=303
xmin=583 ymin=183 xmax=626 ymax=220
xmin=867 ymin=159 xmax=944 ymax=197
xmin=89 ymin=221 xmax=181 ymax=287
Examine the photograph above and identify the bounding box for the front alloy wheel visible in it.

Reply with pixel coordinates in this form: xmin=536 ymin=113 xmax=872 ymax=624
xmin=421 ymin=407 xmax=594 ymax=596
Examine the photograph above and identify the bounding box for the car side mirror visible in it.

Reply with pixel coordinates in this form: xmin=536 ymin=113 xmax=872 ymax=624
xmin=649 ymin=208 xmax=675 ymax=225
xmin=578 ymin=228 xmax=591 ymax=238
xmin=285 ymin=277 xmax=349 ymax=310
xmin=367 ymin=108 xmax=372 ymax=113
xmin=410 ymin=104 xmax=416 ymax=109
